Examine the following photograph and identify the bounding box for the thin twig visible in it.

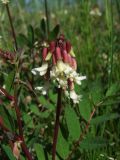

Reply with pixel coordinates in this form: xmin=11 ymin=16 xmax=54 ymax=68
xmin=52 ymin=88 xmax=62 ymax=160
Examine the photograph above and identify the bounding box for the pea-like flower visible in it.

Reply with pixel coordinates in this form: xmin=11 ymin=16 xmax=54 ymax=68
xmin=31 ymin=35 xmax=86 ymax=103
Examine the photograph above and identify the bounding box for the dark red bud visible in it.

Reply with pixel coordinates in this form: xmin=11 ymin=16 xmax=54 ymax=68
xmin=52 ymin=54 xmax=57 ymax=65
xmin=49 ymin=41 xmax=56 ymax=53
xmin=67 ymin=54 xmax=72 ymax=66
xmin=71 ymin=58 xmax=77 ymax=70
xmin=62 ymin=50 xmax=68 ymax=63
xmin=42 ymin=48 xmax=48 ymax=61
xmin=66 ymin=41 xmax=71 ymax=53
xmin=56 ymin=47 xmax=62 ymax=60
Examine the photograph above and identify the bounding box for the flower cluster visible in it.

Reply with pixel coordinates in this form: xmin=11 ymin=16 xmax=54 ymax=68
xmin=32 ymin=35 xmax=86 ymax=104
xmin=0 ymin=49 xmax=14 ymax=61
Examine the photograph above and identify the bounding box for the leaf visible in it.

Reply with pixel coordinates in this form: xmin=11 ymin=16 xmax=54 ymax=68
xmin=57 ymin=129 xmax=69 ymax=159
xmin=106 ymin=83 xmax=120 ymax=97
xmin=5 ymin=70 xmax=15 ymax=93
xmin=89 ymin=81 xmax=102 ymax=104
xmin=79 ymin=98 xmax=91 ymax=121
xmin=2 ymin=145 xmax=16 ymax=160
xmin=30 ymin=104 xmax=40 ymax=116
xmin=34 ymin=143 xmax=45 ymax=160
xmin=80 ymin=137 xmax=107 ymax=150
xmin=23 ymin=113 xmax=34 ymax=128
xmin=0 ymin=105 xmax=14 ymax=131
xmin=17 ymin=34 xmax=28 ymax=47
xmin=65 ymin=106 xmax=81 ymax=140
xmin=27 ymin=25 xmax=34 ymax=46
xmin=40 ymin=18 xmax=47 ymax=34
xmin=91 ymin=113 xmax=120 ymax=125
xmin=49 ymin=24 xmax=60 ymax=40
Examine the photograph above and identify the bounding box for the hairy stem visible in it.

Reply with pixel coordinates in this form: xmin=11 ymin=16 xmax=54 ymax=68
xmin=5 ymin=4 xmax=18 ymax=50
xmin=52 ymin=88 xmax=62 ymax=160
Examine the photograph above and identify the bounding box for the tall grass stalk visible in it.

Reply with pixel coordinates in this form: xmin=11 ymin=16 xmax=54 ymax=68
xmin=105 ymin=0 xmax=114 ymax=87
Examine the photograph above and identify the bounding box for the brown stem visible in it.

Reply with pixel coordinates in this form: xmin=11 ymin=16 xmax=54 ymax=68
xmin=21 ymin=142 xmax=33 ymax=160
xmin=52 ymin=88 xmax=62 ymax=160
xmin=5 ymin=4 xmax=18 ymax=51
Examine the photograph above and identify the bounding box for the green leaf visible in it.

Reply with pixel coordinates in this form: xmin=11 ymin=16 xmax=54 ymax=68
xmin=2 ymin=145 xmax=16 ymax=160
xmin=40 ymin=18 xmax=47 ymax=34
xmin=65 ymin=106 xmax=81 ymax=140
xmin=49 ymin=24 xmax=60 ymax=40
xmin=34 ymin=143 xmax=45 ymax=160
xmin=17 ymin=34 xmax=28 ymax=47
xmin=80 ymin=137 xmax=107 ymax=150
xmin=0 ymin=105 xmax=14 ymax=131
xmin=89 ymin=81 xmax=102 ymax=104
xmin=57 ymin=129 xmax=69 ymax=159
xmin=30 ymin=104 xmax=40 ymax=116
xmin=106 ymin=83 xmax=120 ymax=97
xmin=27 ymin=25 xmax=34 ymax=46
xmin=91 ymin=113 xmax=120 ymax=125
xmin=23 ymin=113 xmax=34 ymax=128
xmin=5 ymin=70 xmax=15 ymax=93
xmin=79 ymin=98 xmax=91 ymax=121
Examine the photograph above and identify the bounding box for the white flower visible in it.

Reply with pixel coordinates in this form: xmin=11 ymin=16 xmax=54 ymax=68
xmin=31 ymin=62 xmax=48 ymax=76
xmin=1 ymin=0 xmax=9 ymax=4
xmin=70 ymin=90 xmax=82 ymax=104
xmin=35 ymin=82 xmax=49 ymax=95
xmin=90 ymin=7 xmax=102 ymax=17
xmin=35 ymin=86 xmax=47 ymax=95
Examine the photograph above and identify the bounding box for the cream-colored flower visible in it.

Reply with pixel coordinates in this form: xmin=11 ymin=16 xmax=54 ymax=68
xmin=90 ymin=7 xmax=102 ymax=16
xmin=70 ymin=90 xmax=82 ymax=104
xmin=31 ymin=62 xmax=48 ymax=76
xmin=1 ymin=0 xmax=9 ymax=4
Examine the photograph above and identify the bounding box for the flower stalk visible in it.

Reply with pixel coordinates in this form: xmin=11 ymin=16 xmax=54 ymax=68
xmin=52 ymin=88 xmax=62 ymax=160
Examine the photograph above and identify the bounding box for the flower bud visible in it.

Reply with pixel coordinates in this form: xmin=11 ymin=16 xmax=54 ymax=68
xmin=52 ymin=54 xmax=57 ymax=65
xmin=56 ymin=47 xmax=62 ymax=60
xmin=49 ymin=41 xmax=55 ymax=53
xmin=62 ymin=50 xmax=68 ymax=63
xmin=66 ymin=41 xmax=71 ymax=53
xmin=71 ymin=58 xmax=77 ymax=70
xmin=67 ymin=54 xmax=72 ymax=67
xmin=42 ymin=47 xmax=48 ymax=61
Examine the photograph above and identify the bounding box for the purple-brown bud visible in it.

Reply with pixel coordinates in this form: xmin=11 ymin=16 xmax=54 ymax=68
xmin=49 ymin=41 xmax=56 ymax=53
xmin=67 ymin=54 xmax=72 ymax=66
xmin=52 ymin=54 xmax=57 ymax=65
xmin=42 ymin=48 xmax=48 ymax=61
xmin=71 ymin=58 xmax=77 ymax=70
xmin=66 ymin=41 xmax=71 ymax=53
xmin=62 ymin=50 xmax=68 ymax=63
xmin=56 ymin=47 xmax=62 ymax=60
